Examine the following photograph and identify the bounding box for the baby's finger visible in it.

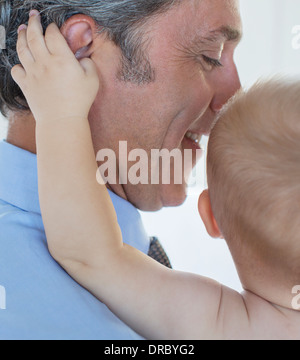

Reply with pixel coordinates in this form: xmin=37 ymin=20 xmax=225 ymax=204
xmin=45 ymin=23 xmax=75 ymax=58
xmin=79 ymin=58 xmax=100 ymax=94
xmin=26 ymin=10 xmax=50 ymax=60
xmin=16 ymin=25 xmax=35 ymax=70
xmin=11 ymin=64 xmax=26 ymax=87
xmin=80 ymin=58 xmax=99 ymax=82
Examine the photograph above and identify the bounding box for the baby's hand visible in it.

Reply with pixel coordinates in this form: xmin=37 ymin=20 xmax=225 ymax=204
xmin=11 ymin=10 xmax=100 ymax=123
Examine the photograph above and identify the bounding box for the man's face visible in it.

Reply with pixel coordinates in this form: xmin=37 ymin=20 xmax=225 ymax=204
xmin=89 ymin=0 xmax=242 ymax=211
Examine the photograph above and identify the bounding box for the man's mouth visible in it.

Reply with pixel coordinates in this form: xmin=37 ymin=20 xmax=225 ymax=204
xmin=185 ymin=131 xmax=203 ymax=144
xmin=183 ymin=131 xmax=203 ymax=150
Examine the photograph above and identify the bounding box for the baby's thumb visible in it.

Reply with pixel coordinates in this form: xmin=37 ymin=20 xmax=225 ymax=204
xmin=79 ymin=58 xmax=98 ymax=77
xmin=79 ymin=58 xmax=100 ymax=94
xmin=11 ymin=64 xmax=26 ymax=87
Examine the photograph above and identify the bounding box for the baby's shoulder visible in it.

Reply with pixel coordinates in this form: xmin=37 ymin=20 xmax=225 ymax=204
xmin=220 ymin=290 xmax=300 ymax=340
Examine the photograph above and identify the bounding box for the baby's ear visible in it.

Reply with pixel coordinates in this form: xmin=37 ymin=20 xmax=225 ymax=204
xmin=198 ymin=190 xmax=223 ymax=239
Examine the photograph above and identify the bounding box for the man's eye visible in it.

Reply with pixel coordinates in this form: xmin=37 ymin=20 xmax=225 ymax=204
xmin=201 ymin=55 xmax=223 ymax=70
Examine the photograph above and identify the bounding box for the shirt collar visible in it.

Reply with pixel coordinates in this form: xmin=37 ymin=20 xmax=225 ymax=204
xmin=0 ymin=140 xmax=150 ymax=253
xmin=0 ymin=140 xmax=40 ymax=214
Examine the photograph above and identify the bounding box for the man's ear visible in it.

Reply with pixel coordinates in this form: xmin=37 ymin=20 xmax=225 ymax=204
xmin=198 ymin=190 xmax=223 ymax=239
xmin=60 ymin=15 xmax=98 ymax=59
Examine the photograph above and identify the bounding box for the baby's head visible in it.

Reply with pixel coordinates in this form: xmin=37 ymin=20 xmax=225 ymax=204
xmin=198 ymin=78 xmax=300 ymax=308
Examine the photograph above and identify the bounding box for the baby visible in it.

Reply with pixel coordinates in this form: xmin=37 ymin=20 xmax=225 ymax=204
xmin=11 ymin=11 xmax=300 ymax=340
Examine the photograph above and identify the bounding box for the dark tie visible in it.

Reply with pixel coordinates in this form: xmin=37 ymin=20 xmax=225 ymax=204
xmin=148 ymin=237 xmax=172 ymax=269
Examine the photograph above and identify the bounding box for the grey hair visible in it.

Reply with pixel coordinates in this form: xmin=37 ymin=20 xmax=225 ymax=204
xmin=0 ymin=0 xmax=180 ymax=116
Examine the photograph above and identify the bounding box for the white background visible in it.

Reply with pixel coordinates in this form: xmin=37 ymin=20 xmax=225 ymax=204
xmin=1 ymin=0 xmax=300 ymax=292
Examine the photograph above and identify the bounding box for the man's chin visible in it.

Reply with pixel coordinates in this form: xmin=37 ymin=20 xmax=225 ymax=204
xmin=129 ymin=183 xmax=188 ymax=212
xmin=160 ymin=184 xmax=189 ymax=208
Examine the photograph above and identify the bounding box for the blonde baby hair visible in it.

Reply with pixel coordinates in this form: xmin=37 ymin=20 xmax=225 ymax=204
xmin=207 ymin=78 xmax=300 ymax=285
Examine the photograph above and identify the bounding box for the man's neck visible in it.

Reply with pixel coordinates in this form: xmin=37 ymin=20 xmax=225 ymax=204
xmin=6 ymin=111 xmax=37 ymax=154
xmin=5 ymin=110 xmax=129 ymax=202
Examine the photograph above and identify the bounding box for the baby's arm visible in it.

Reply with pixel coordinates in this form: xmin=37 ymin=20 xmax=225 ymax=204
xmin=12 ymin=12 xmax=249 ymax=340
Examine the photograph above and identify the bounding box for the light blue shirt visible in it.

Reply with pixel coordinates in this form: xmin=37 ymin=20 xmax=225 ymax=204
xmin=0 ymin=140 xmax=150 ymax=340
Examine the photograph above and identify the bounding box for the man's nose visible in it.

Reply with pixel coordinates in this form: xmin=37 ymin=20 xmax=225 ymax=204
xmin=210 ymin=64 xmax=241 ymax=113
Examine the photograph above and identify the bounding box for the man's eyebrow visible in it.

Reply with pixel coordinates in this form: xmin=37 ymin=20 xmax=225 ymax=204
xmin=175 ymin=25 xmax=242 ymax=58
xmin=205 ymin=25 xmax=243 ymax=43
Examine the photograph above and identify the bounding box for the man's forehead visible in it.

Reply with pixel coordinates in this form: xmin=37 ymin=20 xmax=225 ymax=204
xmin=148 ymin=0 xmax=242 ymax=50
xmin=176 ymin=0 xmax=243 ymax=46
